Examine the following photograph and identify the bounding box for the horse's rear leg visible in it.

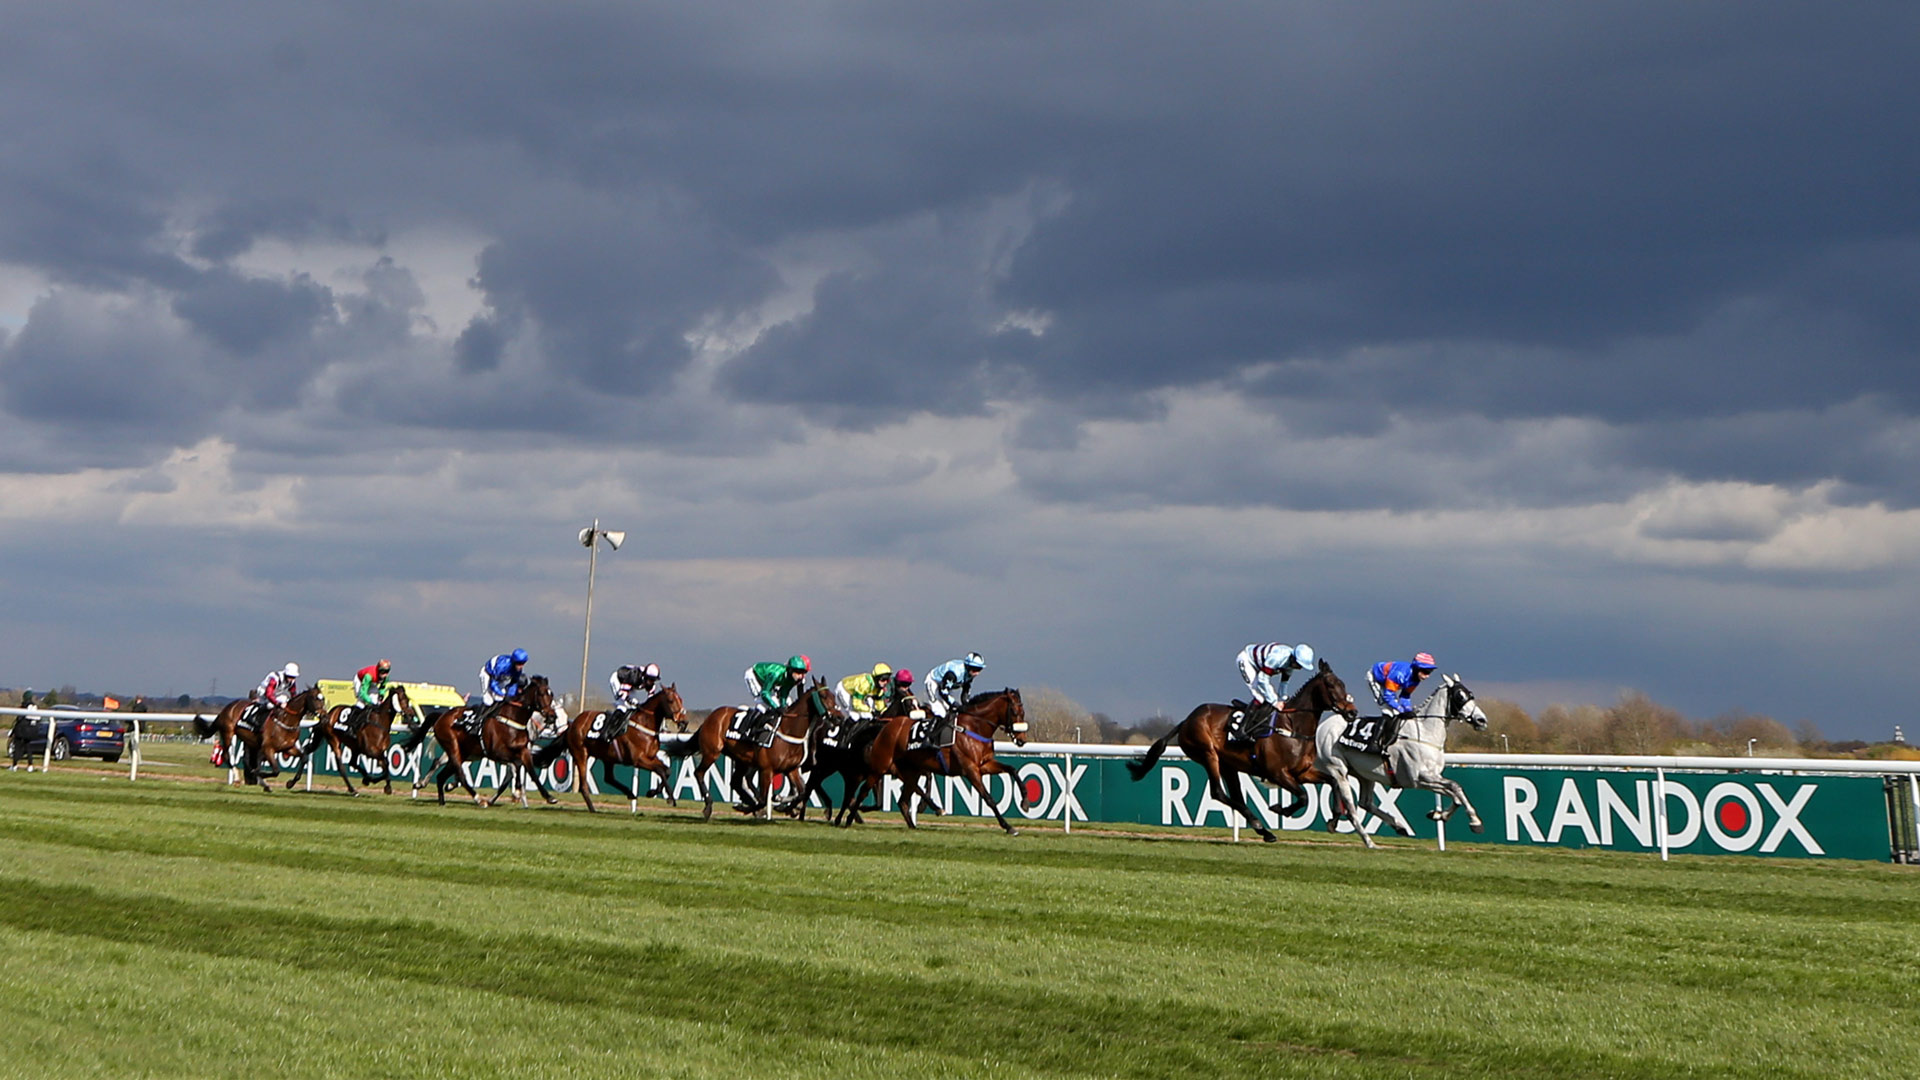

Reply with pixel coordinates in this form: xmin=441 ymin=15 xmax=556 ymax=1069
xmin=525 ymin=752 xmax=556 ymax=805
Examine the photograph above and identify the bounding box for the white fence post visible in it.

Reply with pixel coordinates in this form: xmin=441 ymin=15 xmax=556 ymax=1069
xmin=1435 ymin=792 xmax=1446 ymax=852
xmin=1655 ymin=767 xmax=1669 ymax=862
xmin=128 ymin=718 xmax=141 ymax=781
xmin=41 ymin=714 xmax=56 ymax=773
xmin=1062 ymin=751 xmax=1072 ymax=834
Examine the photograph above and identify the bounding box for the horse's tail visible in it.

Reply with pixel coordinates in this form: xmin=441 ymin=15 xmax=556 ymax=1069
xmin=1126 ymin=721 xmax=1183 ymax=781
xmin=530 ymin=733 xmax=570 ymax=769
xmin=395 ymin=712 xmax=437 ymax=752
xmin=191 ymin=714 xmax=218 ymax=740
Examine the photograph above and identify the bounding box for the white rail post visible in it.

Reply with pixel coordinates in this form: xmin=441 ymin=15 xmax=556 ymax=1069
xmin=1909 ymin=775 xmax=1919 ymax=858
xmin=41 ymin=713 xmax=56 ymax=772
xmin=1655 ymin=767 xmax=1669 ymax=862
xmin=128 ymin=718 xmax=141 ymax=781
xmin=1435 ymin=792 xmax=1446 ymax=852
xmin=1062 ymin=751 xmax=1072 ymax=834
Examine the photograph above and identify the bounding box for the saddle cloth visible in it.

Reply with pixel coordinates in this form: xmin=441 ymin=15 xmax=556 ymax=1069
xmin=909 ymin=714 xmax=954 ymax=751
xmin=1336 ymin=717 xmax=1385 ymax=754
xmin=728 ymin=709 xmax=777 ymax=748
xmin=587 ymin=711 xmax=617 ymax=739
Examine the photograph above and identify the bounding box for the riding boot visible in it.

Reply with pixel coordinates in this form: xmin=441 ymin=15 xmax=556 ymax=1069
xmin=1370 ymin=716 xmax=1399 ymax=756
xmin=603 ymin=707 xmax=629 ymax=741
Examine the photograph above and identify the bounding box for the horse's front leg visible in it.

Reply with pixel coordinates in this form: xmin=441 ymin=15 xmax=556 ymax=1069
xmin=964 ymin=763 xmax=1020 ymax=836
xmin=1418 ymin=774 xmax=1484 ymax=833
xmin=524 ymin=746 xmax=555 ymax=805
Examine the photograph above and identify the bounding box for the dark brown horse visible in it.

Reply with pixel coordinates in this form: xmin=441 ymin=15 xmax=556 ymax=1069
xmin=530 ymin=685 xmax=687 ymax=813
xmin=1126 ymin=660 xmax=1355 ymax=843
xmin=853 ymin=689 xmax=1030 ymax=835
xmin=286 ymin=685 xmax=415 ymax=795
xmin=192 ymin=687 xmax=328 ymax=792
xmin=676 ymin=678 xmax=840 ymax=822
xmin=398 ymin=676 xmax=560 ymax=807
xmin=783 ymin=691 xmax=925 ymax=825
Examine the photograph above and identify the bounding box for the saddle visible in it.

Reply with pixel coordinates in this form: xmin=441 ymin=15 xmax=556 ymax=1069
xmin=1226 ymin=701 xmax=1273 ymax=744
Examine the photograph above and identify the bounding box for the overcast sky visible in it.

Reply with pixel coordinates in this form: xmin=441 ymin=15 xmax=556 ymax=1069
xmin=2 ymin=3 xmax=1916 ymax=736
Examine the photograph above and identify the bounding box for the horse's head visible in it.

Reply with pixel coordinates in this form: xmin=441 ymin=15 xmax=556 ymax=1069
xmin=1442 ymin=675 xmax=1488 ymax=731
xmin=805 ymin=677 xmax=843 ymax=725
xmin=998 ymin=689 xmax=1029 ymax=747
xmin=385 ymin=683 xmax=413 ymax=719
xmin=521 ymin=675 xmax=558 ymax=723
xmin=1290 ymin=659 xmax=1357 ymax=719
xmin=294 ymin=685 xmax=329 ymax=720
xmin=654 ymin=684 xmax=687 ymax=732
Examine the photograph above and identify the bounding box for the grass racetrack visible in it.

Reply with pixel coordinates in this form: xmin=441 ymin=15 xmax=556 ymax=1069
xmin=2 ymin=756 xmax=1918 ymax=1078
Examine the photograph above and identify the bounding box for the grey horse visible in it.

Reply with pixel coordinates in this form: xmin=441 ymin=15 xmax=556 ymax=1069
xmin=1315 ymin=674 xmax=1489 ymax=848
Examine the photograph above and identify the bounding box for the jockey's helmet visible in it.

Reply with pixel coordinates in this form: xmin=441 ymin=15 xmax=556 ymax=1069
xmin=376 ymin=659 xmax=391 ymax=674
xmin=511 ymin=648 xmax=529 ymax=665
xmin=282 ymin=662 xmax=300 ymax=679
xmin=964 ymin=652 xmax=985 ymax=670
xmin=1413 ymin=652 xmax=1436 ymax=671
xmin=895 ymin=669 xmax=914 ymax=685
xmin=1292 ymin=643 xmax=1316 ymax=670
xmin=788 ymin=654 xmax=811 ymax=674
xmin=643 ymin=663 xmax=660 ymax=680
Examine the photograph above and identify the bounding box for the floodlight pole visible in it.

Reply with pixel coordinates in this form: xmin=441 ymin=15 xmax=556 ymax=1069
xmin=577 ymin=520 xmax=626 ymax=716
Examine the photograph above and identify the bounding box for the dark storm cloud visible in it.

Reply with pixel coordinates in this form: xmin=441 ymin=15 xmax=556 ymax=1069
xmin=0 ymin=2 xmax=1916 ymax=497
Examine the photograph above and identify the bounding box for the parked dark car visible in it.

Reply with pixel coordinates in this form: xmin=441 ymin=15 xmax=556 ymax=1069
xmin=7 ymin=708 xmax=125 ymax=763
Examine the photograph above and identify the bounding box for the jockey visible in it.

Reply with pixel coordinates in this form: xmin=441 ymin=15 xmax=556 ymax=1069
xmin=1232 ymin=641 xmax=1315 ymax=741
xmin=924 ymin=652 xmax=984 ymax=719
xmin=833 ymin=663 xmax=893 ymax=721
xmin=470 ymin=648 xmax=529 ymax=731
xmin=350 ymin=659 xmax=392 ymax=731
xmin=742 ymin=656 xmax=810 ymax=743
xmin=248 ymin=662 xmax=299 ymax=725
xmin=1367 ymin=653 xmax=1436 ymax=752
xmin=888 ymin=669 xmax=918 ymax=714
xmin=603 ymin=663 xmax=661 ymax=739
xmin=608 ymin=663 xmax=662 ymax=711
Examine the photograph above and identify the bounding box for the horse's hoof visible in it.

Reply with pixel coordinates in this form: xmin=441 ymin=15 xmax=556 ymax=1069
xmin=1469 ymin=820 xmax=1485 ymax=834
xmin=544 ymin=797 xmax=557 ymax=805
xmin=1006 ymin=827 xmax=1020 ymax=837
xmin=1427 ymin=810 xmax=1445 ymax=821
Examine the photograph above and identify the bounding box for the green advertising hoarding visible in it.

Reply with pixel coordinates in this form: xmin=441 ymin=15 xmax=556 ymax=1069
xmin=299 ymin=736 xmax=1895 ymax=861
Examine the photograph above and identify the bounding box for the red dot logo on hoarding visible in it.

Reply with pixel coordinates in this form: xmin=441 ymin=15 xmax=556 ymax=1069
xmin=1716 ymin=797 xmax=1749 ymax=834
xmin=1021 ymin=777 xmax=1045 ymax=805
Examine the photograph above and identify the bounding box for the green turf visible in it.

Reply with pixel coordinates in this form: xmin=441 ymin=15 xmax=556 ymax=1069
xmin=1 ymin=766 xmax=1916 ymax=1079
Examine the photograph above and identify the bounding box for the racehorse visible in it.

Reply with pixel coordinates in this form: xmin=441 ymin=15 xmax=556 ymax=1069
xmin=782 ymin=691 xmax=924 ymax=825
xmin=285 ymin=685 xmax=415 ymax=796
xmin=1126 ymin=661 xmax=1355 ymax=843
xmin=675 ymin=678 xmax=840 ymax=822
xmin=853 ymin=689 xmax=1030 ymax=835
xmin=529 ymin=685 xmax=687 ymax=813
xmin=1315 ymin=673 xmax=1488 ymax=848
xmin=397 ymin=676 xmax=560 ymax=807
xmin=192 ymin=687 xmax=328 ymax=792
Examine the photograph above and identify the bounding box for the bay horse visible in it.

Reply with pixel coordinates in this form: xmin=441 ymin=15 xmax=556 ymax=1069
xmin=398 ymin=676 xmax=560 ymax=807
xmin=530 ymin=685 xmax=687 ymax=813
xmin=853 ymin=689 xmax=1030 ymax=835
xmin=783 ymin=691 xmax=924 ymax=825
xmin=675 ymin=678 xmax=840 ymax=822
xmin=1126 ymin=660 xmax=1355 ymax=843
xmin=192 ymin=687 xmax=328 ymax=792
xmin=285 ymin=685 xmax=415 ymax=795
xmin=1316 ymin=673 xmax=1489 ymax=848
